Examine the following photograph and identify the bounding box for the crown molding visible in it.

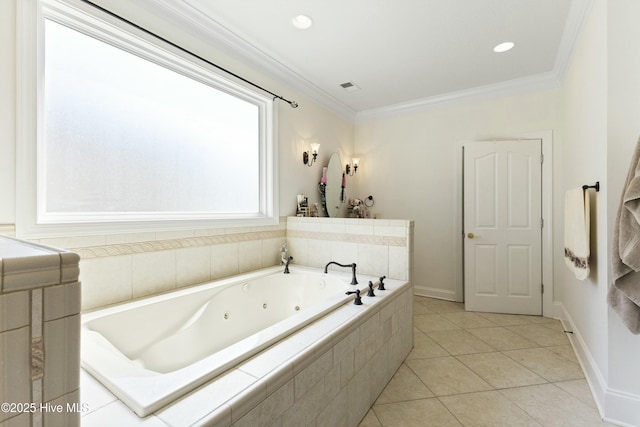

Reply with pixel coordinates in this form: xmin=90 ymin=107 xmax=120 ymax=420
xmin=152 ymin=0 xmax=356 ymax=121
xmin=149 ymin=0 xmax=588 ymax=124
xmin=355 ymin=72 xmax=562 ymax=123
xmin=552 ymin=0 xmax=595 ymax=81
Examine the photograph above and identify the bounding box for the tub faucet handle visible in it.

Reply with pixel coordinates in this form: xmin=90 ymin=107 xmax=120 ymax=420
xmin=346 ymin=289 xmax=363 ymax=305
xmin=378 ymin=275 xmax=386 ymax=291
xmin=367 ymin=281 xmax=375 ymax=297
xmin=283 ymin=256 xmax=293 ymax=274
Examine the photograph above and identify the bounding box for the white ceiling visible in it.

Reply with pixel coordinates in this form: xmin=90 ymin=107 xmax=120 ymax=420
xmin=159 ymin=0 xmax=589 ymax=119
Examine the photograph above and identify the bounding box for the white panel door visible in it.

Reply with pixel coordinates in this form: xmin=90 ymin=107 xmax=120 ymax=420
xmin=464 ymin=140 xmax=542 ymax=315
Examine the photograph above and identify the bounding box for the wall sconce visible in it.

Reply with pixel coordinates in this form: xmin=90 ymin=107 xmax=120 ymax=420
xmin=345 ymin=157 xmax=360 ymax=176
xmin=303 ymin=142 xmax=320 ymax=167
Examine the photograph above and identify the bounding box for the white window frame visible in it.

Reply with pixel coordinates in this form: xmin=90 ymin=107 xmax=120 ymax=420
xmin=16 ymin=0 xmax=278 ymax=238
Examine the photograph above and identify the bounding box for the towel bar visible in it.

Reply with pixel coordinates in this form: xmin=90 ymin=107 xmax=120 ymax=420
xmin=582 ymin=181 xmax=600 ymax=192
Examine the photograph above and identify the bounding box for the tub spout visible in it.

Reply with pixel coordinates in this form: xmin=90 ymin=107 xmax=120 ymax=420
xmin=323 ymin=261 xmax=358 ymax=286
xmin=283 ymin=256 xmax=293 ymax=274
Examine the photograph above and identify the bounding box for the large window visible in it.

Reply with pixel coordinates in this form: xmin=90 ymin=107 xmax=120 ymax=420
xmin=17 ymin=0 xmax=276 ymax=236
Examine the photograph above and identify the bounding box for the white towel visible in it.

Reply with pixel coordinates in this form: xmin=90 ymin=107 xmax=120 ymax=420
xmin=564 ymin=188 xmax=590 ymax=280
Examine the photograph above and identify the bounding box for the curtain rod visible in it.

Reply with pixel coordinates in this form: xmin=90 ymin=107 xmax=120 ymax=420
xmin=79 ymin=0 xmax=299 ymax=108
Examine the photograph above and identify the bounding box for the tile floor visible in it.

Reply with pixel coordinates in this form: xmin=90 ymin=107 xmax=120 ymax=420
xmin=358 ymin=296 xmax=615 ymax=427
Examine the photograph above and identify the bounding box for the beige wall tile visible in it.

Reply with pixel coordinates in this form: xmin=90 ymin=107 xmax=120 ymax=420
xmin=43 ymin=315 xmax=80 ymax=402
xmin=176 ymin=246 xmax=211 ymax=288
xmin=80 ymin=255 xmax=132 ymax=310
xmin=0 ymin=290 xmax=29 ymax=332
xmin=43 ymin=282 xmax=80 ymax=321
xmin=286 ymin=238 xmax=308 ymax=267
xmin=211 ymin=242 xmax=239 ymax=280
xmin=132 ymin=251 xmax=176 ymax=298
xmin=0 ymin=327 xmax=30 ymax=423
xmin=357 ymin=244 xmax=388 ymax=278
xmin=306 ymin=239 xmax=331 ymax=269
xmin=238 ymin=240 xmax=262 ymax=273
xmin=261 ymin=238 xmax=283 ymax=268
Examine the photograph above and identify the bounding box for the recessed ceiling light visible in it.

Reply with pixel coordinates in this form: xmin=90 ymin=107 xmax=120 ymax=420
xmin=493 ymin=42 xmax=515 ymax=53
xmin=292 ymin=15 xmax=313 ymax=30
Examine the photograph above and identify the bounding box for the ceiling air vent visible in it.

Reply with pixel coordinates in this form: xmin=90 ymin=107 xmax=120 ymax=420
xmin=340 ymin=81 xmax=361 ymax=92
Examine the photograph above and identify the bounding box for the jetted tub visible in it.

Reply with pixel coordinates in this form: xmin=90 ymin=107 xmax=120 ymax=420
xmin=81 ymin=266 xmax=372 ymax=417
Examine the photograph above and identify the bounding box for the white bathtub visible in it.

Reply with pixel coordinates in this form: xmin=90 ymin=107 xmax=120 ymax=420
xmin=81 ymin=266 xmax=373 ymax=417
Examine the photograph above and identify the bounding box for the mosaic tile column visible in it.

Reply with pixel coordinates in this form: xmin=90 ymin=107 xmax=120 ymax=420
xmin=0 ymin=236 xmax=81 ymax=427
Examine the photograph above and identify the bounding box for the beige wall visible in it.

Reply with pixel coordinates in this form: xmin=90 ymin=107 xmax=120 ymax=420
xmin=354 ymin=89 xmax=562 ymax=299
xmin=606 ymin=0 xmax=640 ymax=418
xmin=558 ymin=0 xmax=640 ymax=423
xmin=558 ymin=0 xmax=609 ymax=388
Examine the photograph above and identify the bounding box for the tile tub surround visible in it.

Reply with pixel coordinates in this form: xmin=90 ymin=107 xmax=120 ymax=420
xmin=80 ymin=278 xmax=414 ymax=426
xmin=0 ymin=236 xmax=81 ymax=427
xmin=25 ymin=216 xmax=413 ymax=312
xmin=286 ymin=217 xmax=414 ymax=282
xmin=34 ymin=219 xmax=288 ymax=311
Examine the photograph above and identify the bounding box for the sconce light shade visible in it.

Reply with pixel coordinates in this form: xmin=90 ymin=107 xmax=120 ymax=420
xmin=345 ymin=156 xmax=360 ymax=176
xmin=303 ymin=141 xmax=320 ymax=167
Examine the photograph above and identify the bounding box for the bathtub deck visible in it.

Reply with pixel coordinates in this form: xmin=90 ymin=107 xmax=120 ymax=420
xmin=80 ymin=275 xmax=413 ymax=426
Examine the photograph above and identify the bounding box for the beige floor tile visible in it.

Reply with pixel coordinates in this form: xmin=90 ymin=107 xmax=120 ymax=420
xmin=413 ymin=301 xmax=432 ymax=315
xmin=467 ymin=327 xmax=538 ymax=351
xmin=376 ymin=364 xmax=434 ymax=404
xmin=421 ymin=299 xmax=465 ymax=314
xmin=554 ymin=379 xmax=598 ymax=409
xmin=506 ymin=324 xmax=570 ymax=347
xmin=440 ymin=312 xmax=499 ymax=329
xmin=502 ymin=347 xmax=584 ymax=382
xmin=358 ymin=409 xmax=382 ymax=427
xmin=369 ymin=297 xmax=593 ymax=427
xmin=499 ymin=383 xmax=608 ymax=426
xmin=407 ymin=330 xmax=449 ymax=360
xmin=547 ymin=344 xmax=579 ymax=363
xmin=439 ymin=390 xmax=541 ymax=426
xmin=414 ymin=314 xmax=460 ymax=333
xmin=475 ymin=312 xmax=534 ymax=326
xmin=456 ymin=352 xmax=547 ymax=389
xmin=532 ymin=317 xmax=568 ymax=334
xmin=405 ymin=357 xmax=492 ymax=396
xmin=374 ymin=399 xmax=462 ymax=427
xmin=426 ymin=329 xmax=494 ymax=355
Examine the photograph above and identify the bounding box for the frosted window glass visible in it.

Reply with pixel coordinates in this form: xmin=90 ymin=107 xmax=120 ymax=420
xmin=43 ymin=19 xmax=260 ymax=216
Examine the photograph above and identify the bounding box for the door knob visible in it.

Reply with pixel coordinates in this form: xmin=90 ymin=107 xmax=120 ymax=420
xmin=467 ymin=233 xmax=475 ymax=239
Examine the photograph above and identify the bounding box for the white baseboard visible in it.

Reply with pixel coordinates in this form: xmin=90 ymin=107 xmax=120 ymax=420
xmin=414 ymin=286 xmax=458 ymax=301
xmin=555 ymin=302 xmax=640 ymax=427
xmin=605 ymin=388 xmax=640 ymax=427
